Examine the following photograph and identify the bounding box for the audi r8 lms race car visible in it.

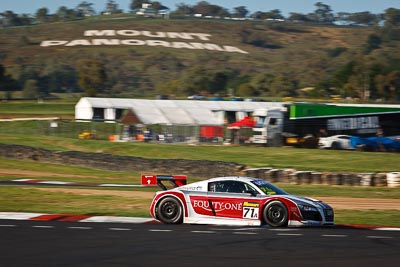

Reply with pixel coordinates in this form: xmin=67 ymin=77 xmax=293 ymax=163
xmin=142 ymin=175 xmax=334 ymax=227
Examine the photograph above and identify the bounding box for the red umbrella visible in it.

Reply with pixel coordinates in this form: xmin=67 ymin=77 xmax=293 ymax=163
xmin=227 ymin=116 xmax=256 ymax=129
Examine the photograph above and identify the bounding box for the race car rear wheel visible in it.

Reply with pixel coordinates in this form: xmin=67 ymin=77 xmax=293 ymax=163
xmin=156 ymin=197 xmax=183 ymax=224
xmin=263 ymin=201 xmax=288 ymax=227
xmin=332 ymin=141 xmax=341 ymax=150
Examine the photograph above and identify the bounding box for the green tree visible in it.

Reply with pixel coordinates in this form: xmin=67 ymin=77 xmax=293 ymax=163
xmin=384 ymin=8 xmax=400 ymax=27
xmin=266 ymin=9 xmax=284 ymax=20
xmin=192 ymin=1 xmax=229 ymax=17
xmin=251 ymin=73 xmax=274 ymax=95
xmin=364 ymin=34 xmax=382 ymax=54
xmin=269 ymin=74 xmax=297 ymax=97
xmin=233 ymin=6 xmax=248 ymax=18
xmin=55 ymin=6 xmax=81 ymax=21
xmin=310 ymin=2 xmax=334 ymax=24
xmin=130 ymin=0 xmax=147 ymax=10
xmin=236 ymin=83 xmax=258 ymax=97
xmin=204 ymin=70 xmax=232 ymax=95
xmin=375 ymin=71 xmax=400 ymax=101
xmin=348 ymin=11 xmax=378 ymax=26
xmin=35 ymin=7 xmax=49 ymax=23
xmin=104 ymin=0 xmax=122 ymax=14
xmin=22 ymin=79 xmax=40 ymax=99
xmin=0 ymin=64 xmax=18 ymax=91
xmin=173 ymin=3 xmax=193 ymax=15
xmin=1 ymin=11 xmax=32 ymax=26
xmin=333 ymin=61 xmax=355 ymax=87
xmin=76 ymin=1 xmax=96 ymax=17
xmin=344 ymin=62 xmax=373 ymax=101
xmin=288 ymin=12 xmax=310 ymax=22
xmin=179 ymin=66 xmax=212 ymax=95
xmin=76 ymin=59 xmax=107 ymax=97
xmin=151 ymin=2 xmax=168 ymax=10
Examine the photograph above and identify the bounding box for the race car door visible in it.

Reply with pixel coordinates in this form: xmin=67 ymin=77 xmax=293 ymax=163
xmin=207 ymin=180 xmax=262 ymax=220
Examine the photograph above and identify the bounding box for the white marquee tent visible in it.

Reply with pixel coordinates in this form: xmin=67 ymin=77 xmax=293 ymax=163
xmin=75 ymin=97 xmax=285 ymax=126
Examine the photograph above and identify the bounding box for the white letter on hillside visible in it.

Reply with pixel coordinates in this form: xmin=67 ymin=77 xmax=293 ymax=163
xmin=189 ymin=43 xmax=224 ymax=51
xmin=116 ymin=30 xmax=141 ymax=36
xmin=189 ymin=33 xmax=212 ymax=41
xmin=92 ymin=39 xmax=120 ymax=45
xmin=166 ymin=32 xmax=194 ymax=39
xmin=146 ymin=40 xmax=170 ymax=47
xmin=84 ymin=30 xmax=116 ymax=36
xmin=171 ymin=42 xmax=195 ymax=49
xmin=223 ymin=46 xmax=248 ymax=54
xmin=141 ymin=31 xmax=166 ymax=38
xmin=65 ymin=40 xmax=92 ymax=46
xmin=121 ymin=39 xmax=146 ymax=45
xmin=40 ymin=41 xmax=68 ymax=47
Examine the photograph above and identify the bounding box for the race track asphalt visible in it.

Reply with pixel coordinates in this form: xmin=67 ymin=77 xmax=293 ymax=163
xmin=1 ymin=219 xmax=399 ymax=267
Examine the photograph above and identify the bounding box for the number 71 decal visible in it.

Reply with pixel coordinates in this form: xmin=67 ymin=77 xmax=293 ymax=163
xmin=242 ymin=202 xmax=260 ymax=219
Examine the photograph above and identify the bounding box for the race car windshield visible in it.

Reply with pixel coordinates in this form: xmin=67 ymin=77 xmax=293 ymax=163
xmin=251 ymin=180 xmax=289 ymax=195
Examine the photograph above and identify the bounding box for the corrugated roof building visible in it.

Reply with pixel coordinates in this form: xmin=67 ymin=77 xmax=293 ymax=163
xmin=75 ymin=97 xmax=284 ymax=126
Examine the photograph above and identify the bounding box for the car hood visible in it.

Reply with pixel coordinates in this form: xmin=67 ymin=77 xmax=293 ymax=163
xmin=284 ymin=194 xmax=333 ymax=209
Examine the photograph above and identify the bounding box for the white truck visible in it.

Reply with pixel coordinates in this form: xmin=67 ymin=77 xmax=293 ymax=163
xmin=252 ymin=108 xmax=285 ymax=147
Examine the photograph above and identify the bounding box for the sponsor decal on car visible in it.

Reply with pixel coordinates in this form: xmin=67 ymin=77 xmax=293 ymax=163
xmin=181 ymin=185 xmax=203 ymax=191
xmin=192 ymin=200 xmax=243 ymax=212
xmin=242 ymin=202 xmax=260 ymax=219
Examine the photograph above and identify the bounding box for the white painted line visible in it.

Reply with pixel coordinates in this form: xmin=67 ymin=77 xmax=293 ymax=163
xmin=0 ymin=212 xmax=47 ymax=220
xmin=322 ymin=234 xmax=347 ymax=237
xmin=269 ymin=228 xmax=300 ymax=231
xmin=12 ymin=179 xmax=36 ymax=182
xmin=149 ymin=229 xmax=172 ymax=232
xmin=0 ymin=224 xmax=17 ymax=227
xmin=32 ymin=226 xmax=54 ymax=229
xmin=233 ymin=232 xmax=257 ymax=235
xmin=0 ymin=117 xmax=59 ymax=122
xmin=109 ymin=228 xmax=132 ymax=231
xmin=375 ymin=228 xmax=400 ymax=231
xmin=232 ymin=227 xmax=261 ymax=231
xmin=366 ymin=236 xmax=394 ymax=239
xmin=209 ymin=227 xmax=260 ymax=231
xmin=68 ymin=227 xmax=92 ymax=230
xmin=277 ymin=233 xmax=303 ymax=236
xmin=80 ymin=216 xmax=154 ymax=224
xmin=37 ymin=181 xmax=71 ymax=185
xmin=191 ymin=230 xmax=216 ymax=234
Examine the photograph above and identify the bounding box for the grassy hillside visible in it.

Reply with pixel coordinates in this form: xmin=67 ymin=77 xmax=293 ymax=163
xmin=2 ymin=16 xmax=392 ymax=99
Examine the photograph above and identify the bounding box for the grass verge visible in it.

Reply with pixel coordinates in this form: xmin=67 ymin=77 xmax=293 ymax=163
xmin=334 ymin=210 xmax=400 ymax=227
xmin=0 ymin=185 xmax=399 ymax=227
xmin=0 ymin=186 xmax=151 ymax=218
xmin=2 ymin=132 xmax=400 ymax=173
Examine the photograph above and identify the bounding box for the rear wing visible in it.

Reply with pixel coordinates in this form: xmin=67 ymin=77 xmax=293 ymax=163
xmin=141 ymin=174 xmax=187 ymax=190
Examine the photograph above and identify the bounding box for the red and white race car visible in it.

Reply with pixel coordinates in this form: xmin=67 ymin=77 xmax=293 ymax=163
xmin=142 ymin=174 xmax=334 ymax=227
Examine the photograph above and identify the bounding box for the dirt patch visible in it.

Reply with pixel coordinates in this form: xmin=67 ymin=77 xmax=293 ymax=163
xmin=317 ymin=197 xmax=400 ymax=210
xmin=31 ymin=187 xmax=400 ymax=210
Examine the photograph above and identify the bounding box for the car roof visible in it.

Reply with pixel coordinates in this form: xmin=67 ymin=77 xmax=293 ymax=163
xmin=207 ymin=176 xmax=261 ymax=183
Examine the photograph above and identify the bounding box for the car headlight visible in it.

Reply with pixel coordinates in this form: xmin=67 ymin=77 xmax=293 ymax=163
xmin=298 ymin=204 xmax=318 ymax=212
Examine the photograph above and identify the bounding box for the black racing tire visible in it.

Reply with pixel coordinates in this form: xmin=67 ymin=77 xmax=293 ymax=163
xmin=263 ymin=201 xmax=288 ymax=227
xmin=156 ymin=197 xmax=183 ymax=224
xmin=331 ymin=141 xmax=341 ymax=150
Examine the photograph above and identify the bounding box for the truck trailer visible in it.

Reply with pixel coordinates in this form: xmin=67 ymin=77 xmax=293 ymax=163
xmin=252 ymin=103 xmax=400 ymax=148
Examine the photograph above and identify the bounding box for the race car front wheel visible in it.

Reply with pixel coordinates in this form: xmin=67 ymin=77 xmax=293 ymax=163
xmin=263 ymin=201 xmax=288 ymax=227
xmin=156 ymin=197 xmax=183 ymax=224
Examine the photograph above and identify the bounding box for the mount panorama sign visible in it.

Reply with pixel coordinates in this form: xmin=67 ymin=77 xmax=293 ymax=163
xmin=40 ymin=30 xmax=249 ymax=54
